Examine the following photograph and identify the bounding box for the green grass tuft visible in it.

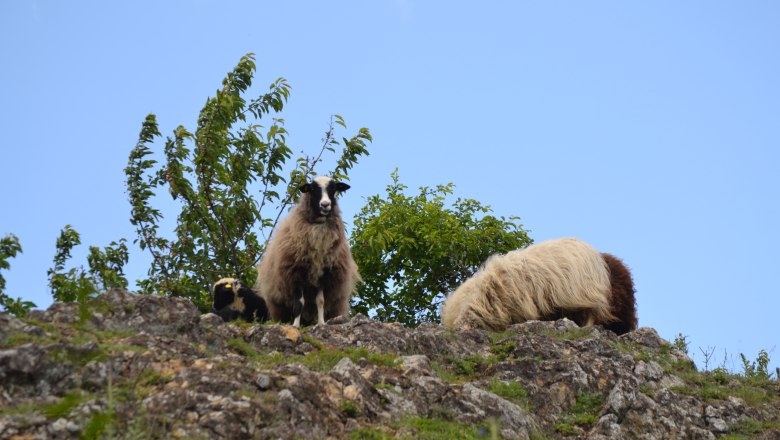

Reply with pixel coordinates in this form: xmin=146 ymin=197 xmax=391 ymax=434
xmin=82 ymin=411 xmax=116 ymax=440
xmin=42 ymin=391 xmax=90 ymax=419
xmin=486 ymin=379 xmax=528 ymax=405
xmin=554 ymin=391 xmax=604 ymax=435
xmin=348 ymin=417 xmax=494 ymax=439
xmin=226 ymin=337 xmax=400 ymax=372
xmin=340 ymin=400 xmax=359 ymax=418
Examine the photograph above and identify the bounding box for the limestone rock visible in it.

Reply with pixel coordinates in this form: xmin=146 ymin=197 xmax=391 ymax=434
xmin=1 ymin=290 xmax=778 ymax=439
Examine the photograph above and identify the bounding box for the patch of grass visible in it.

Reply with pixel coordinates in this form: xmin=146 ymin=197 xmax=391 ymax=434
xmin=731 ymin=384 xmax=775 ymax=407
xmin=487 ymin=329 xmax=516 ymax=344
xmin=638 ymin=385 xmax=655 ymax=398
xmin=350 ymin=417 xmax=495 ymax=439
xmin=489 ymin=340 xmax=516 ymax=361
xmin=529 ymin=432 xmax=556 ymax=440
xmin=607 ymin=340 xmax=637 ymax=354
xmin=554 ymin=392 xmax=604 ymax=435
xmin=431 ymin=353 xmax=503 ymax=383
xmin=398 ymin=417 xmax=491 ymax=440
xmin=20 ymin=317 xmax=58 ymax=334
xmin=450 ymin=354 xmax=484 ymax=376
xmin=82 ymin=411 xmax=116 ymax=439
xmin=340 ymin=400 xmax=359 ymax=418
xmin=486 ymin=379 xmax=528 ymax=405
xmin=297 ymin=346 xmax=400 ymax=372
xmin=431 ymin=360 xmax=459 ymax=383
xmin=441 ymin=328 xmax=459 ymax=342
xmin=631 ymin=349 xmax=654 ymax=364
xmin=669 ymin=365 xmax=778 ymax=407
xmin=657 ymin=342 xmax=673 ymax=357
xmin=0 ymin=400 xmax=38 ymax=417
xmin=349 ymin=427 xmax=391 ymax=440
xmin=233 ymin=388 xmax=256 ymax=400
xmin=553 ymin=421 xmax=577 ymax=436
xmin=1 ymin=320 xmax=136 ymax=350
xmin=98 ymin=328 xmax=139 ymax=340
xmin=42 ymin=391 xmax=90 ymax=419
xmin=227 ymin=337 xmax=400 ymax=372
xmin=721 ymin=418 xmax=764 ymax=439
xmin=302 ymin=334 xmax=324 ymax=349
xmin=375 ymin=382 xmax=399 ymax=393
xmin=137 ymin=369 xmax=173 ymax=387
xmin=227 ymin=337 xmax=277 ymax=364
xmin=46 ymin=344 xmax=106 ymax=368
xmin=710 ymin=367 xmax=731 ymax=385
xmin=570 ymin=392 xmax=604 ymax=425
xmin=1 ymin=332 xmax=57 ymax=348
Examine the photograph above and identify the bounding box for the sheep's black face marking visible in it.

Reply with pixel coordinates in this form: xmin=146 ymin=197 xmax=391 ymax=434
xmin=212 ymin=278 xmax=268 ymax=323
xmin=212 ymin=281 xmax=237 ymax=311
xmin=300 ymin=177 xmax=350 ymax=221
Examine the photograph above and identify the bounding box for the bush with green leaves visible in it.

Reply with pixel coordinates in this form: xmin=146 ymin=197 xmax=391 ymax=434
xmin=740 ymin=349 xmax=773 ymax=382
xmin=125 ymin=53 xmax=370 ymax=311
xmin=47 ymin=225 xmax=129 ymax=303
xmin=350 ymin=170 xmax=532 ymax=327
xmin=0 ymin=233 xmax=36 ymax=316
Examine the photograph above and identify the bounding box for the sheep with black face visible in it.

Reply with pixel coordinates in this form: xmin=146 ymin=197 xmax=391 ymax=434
xmin=212 ymin=277 xmax=268 ymax=323
xmin=255 ymin=176 xmax=360 ymax=327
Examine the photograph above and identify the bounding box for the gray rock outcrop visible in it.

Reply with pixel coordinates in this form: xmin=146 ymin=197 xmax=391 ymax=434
xmin=1 ymin=289 xmax=778 ymax=439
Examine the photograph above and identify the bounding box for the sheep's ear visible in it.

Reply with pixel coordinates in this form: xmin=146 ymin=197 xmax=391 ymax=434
xmin=299 ymin=183 xmax=313 ymax=193
xmin=334 ymin=182 xmax=351 ymax=192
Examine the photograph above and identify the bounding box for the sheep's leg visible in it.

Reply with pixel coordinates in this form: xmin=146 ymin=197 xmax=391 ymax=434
xmin=292 ymin=289 xmax=304 ymax=328
xmin=315 ymin=289 xmax=325 ymax=325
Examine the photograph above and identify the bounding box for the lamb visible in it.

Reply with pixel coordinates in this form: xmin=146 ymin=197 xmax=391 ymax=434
xmin=211 ymin=277 xmax=269 ymax=323
xmin=441 ymin=237 xmax=637 ymax=335
xmin=255 ymin=176 xmax=360 ymax=327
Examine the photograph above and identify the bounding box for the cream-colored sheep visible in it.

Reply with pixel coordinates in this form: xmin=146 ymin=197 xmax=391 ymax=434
xmin=441 ymin=238 xmax=637 ymax=334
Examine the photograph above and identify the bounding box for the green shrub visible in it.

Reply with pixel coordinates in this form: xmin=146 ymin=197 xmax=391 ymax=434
xmin=350 ymin=170 xmax=531 ymax=327
xmin=0 ymin=233 xmax=35 ymax=316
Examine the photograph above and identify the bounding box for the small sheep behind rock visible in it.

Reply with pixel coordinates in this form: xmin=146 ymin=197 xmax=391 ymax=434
xmin=212 ymin=277 xmax=269 ymax=323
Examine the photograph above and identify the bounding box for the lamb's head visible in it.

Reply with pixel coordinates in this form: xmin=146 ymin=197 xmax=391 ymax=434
xmin=300 ymin=176 xmax=350 ymax=223
xmin=212 ymin=277 xmax=244 ymax=313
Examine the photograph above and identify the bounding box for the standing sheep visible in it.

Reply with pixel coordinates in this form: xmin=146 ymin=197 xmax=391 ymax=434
xmin=256 ymin=176 xmax=360 ymax=327
xmin=441 ymin=238 xmax=637 ymax=334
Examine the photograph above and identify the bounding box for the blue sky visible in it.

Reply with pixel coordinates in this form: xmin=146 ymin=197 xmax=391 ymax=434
xmin=1 ymin=1 xmax=778 ymax=372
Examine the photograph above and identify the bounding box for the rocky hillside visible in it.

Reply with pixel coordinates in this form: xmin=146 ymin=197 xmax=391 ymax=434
xmin=1 ymin=290 xmax=778 ymax=439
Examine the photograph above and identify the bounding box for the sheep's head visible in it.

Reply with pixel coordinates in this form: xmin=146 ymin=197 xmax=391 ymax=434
xmin=300 ymin=176 xmax=350 ymax=222
xmin=212 ymin=277 xmax=245 ymax=314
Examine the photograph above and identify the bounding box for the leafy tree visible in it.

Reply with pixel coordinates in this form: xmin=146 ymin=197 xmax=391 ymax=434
xmin=47 ymin=225 xmax=129 ymax=303
xmin=0 ymin=233 xmax=36 ymax=316
xmin=350 ymin=170 xmax=532 ymax=327
xmin=126 ymin=53 xmax=370 ymax=311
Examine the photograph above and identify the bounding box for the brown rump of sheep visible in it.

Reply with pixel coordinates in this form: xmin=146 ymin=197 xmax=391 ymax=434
xmin=441 ymin=237 xmax=637 ymax=334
